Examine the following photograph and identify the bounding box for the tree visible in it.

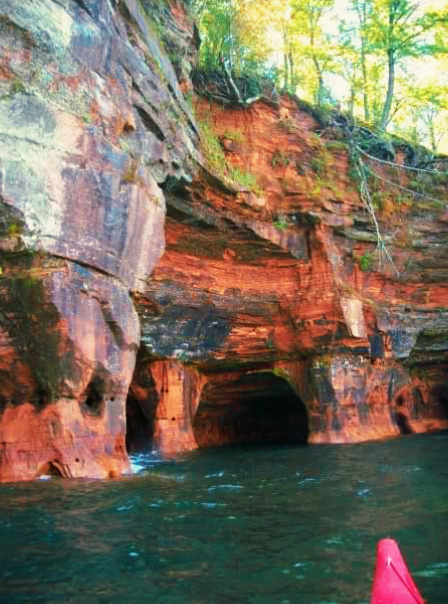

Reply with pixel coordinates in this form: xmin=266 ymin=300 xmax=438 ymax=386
xmin=192 ymin=0 xmax=287 ymax=76
xmin=289 ymin=0 xmax=336 ymax=105
xmin=370 ymin=0 xmax=448 ymax=130
xmin=339 ymin=0 xmax=376 ymax=120
xmin=354 ymin=0 xmax=373 ymax=121
xmin=192 ymin=0 xmax=448 ymax=151
xmin=395 ymin=78 xmax=448 ymax=153
xmin=192 ymin=0 xmax=237 ymax=69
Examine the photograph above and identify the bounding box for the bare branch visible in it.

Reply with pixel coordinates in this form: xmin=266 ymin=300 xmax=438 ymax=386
xmin=356 ymin=146 xmax=442 ymax=175
xmin=364 ymin=165 xmax=445 ymax=205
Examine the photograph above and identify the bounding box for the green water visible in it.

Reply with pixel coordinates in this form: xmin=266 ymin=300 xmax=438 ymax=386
xmin=0 ymin=432 xmax=447 ymax=604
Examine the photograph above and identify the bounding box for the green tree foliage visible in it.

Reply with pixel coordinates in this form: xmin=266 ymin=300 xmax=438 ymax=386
xmin=192 ymin=0 xmax=448 ymax=149
xmin=354 ymin=0 xmax=373 ymax=121
xmin=395 ymin=78 xmax=448 ymax=152
xmin=370 ymin=0 xmax=448 ymax=130
xmin=192 ymin=0 xmax=280 ymax=75
xmin=339 ymin=0 xmax=378 ymax=121
xmin=289 ymin=0 xmax=337 ymax=105
xmin=192 ymin=0 xmax=237 ymax=69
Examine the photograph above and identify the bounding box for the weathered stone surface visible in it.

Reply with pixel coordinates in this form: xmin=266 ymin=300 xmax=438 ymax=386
xmin=126 ymin=358 xmax=205 ymax=456
xmin=134 ymin=95 xmax=448 ymax=454
xmin=0 ymin=0 xmax=198 ymax=289
xmin=0 ymin=0 xmax=447 ymax=481
xmin=0 ymin=0 xmax=198 ymax=481
xmin=0 ymin=256 xmax=140 ymax=481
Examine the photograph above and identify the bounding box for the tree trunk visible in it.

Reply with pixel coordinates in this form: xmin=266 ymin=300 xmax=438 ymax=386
xmin=379 ymin=48 xmax=395 ymax=130
xmin=227 ymin=0 xmax=234 ymax=69
xmin=313 ymin=57 xmax=324 ymax=106
xmin=349 ymin=85 xmax=355 ymax=117
xmin=429 ymin=120 xmax=436 ymax=154
xmin=283 ymin=52 xmax=289 ymax=91
xmin=357 ymin=0 xmax=370 ymax=121
xmin=360 ymin=44 xmax=370 ymax=121
xmin=288 ymin=52 xmax=296 ymax=92
xmin=310 ymin=23 xmax=324 ymax=106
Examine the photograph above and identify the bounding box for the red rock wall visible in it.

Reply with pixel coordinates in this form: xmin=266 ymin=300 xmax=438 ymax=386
xmin=136 ymin=95 xmax=448 ymax=453
xmin=0 ymin=0 xmax=447 ymax=481
xmin=151 ymin=361 xmax=205 ymax=455
xmin=0 ymin=0 xmax=198 ymax=481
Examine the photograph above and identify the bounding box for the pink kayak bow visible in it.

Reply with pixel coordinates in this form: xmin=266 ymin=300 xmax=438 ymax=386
xmin=370 ymin=538 xmax=425 ymax=604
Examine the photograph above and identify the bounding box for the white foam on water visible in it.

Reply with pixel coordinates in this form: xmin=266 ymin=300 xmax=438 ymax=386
xmin=414 ymin=562 xmax=448 ymax=578
xmin=207 ymin=484 xmax=242 ymax=491
xmin=128 ymin=452 xmax=164 ymax=475
xmin=205 ymin=470 xmax=225 ymax=478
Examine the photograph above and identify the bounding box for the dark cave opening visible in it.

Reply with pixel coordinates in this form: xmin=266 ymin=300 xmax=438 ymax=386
xmin=432 ymin=384 xmax=448 ymax=418
xmin=193 ymin=372 xmax=309 ymax=448
xmin=81 ymin=379 xmax=105 ymax=417
xmin=392 ymin=394 xmax=414 ymax=434
xmin=37 ymin=461 xmax=64 ymax=478
xmin=125 ymin=393 xmax=156 ymax=454
xmin=393 ymin=411 xmax=413 ymax=435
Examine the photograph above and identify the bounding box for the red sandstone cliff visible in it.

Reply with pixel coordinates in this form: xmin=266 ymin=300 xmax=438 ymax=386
xmin=134 ymin=95 xmax=448 ymax=454
xmin=0 ymin=0 xmax=447 ymax=482
xmin=0 ymin=0 xmax=198 ymax=481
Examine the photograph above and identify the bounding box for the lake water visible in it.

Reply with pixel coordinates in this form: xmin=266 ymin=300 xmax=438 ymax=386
xmin=0 ymin=432 xmax=447 ymax=604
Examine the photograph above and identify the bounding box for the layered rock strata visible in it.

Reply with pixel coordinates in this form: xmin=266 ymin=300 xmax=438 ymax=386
xmin=0 ymin=0 xmax=197 ymax=481
xmin=134 ymin=96 xmax=448 ymax=454
xmin=0 ymin=0 xmax=447 ymax=482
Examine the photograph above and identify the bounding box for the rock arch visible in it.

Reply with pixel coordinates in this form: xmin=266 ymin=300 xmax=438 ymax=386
xmin=193 ymin=371 xmax=309 ymax=448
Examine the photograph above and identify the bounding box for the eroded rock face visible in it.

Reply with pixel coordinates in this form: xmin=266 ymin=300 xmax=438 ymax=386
xmin=135 ymin=95 xmax=448 ymax=452
xmin=0 ymin=0 xmax=198 ymax=288
xmin=0 ymin=0 xmax=198 ymax=481
xmin=0 ymin=256 xmax=140 ymax=480
xmin=0 ymin=0 xmax=446 ymax=481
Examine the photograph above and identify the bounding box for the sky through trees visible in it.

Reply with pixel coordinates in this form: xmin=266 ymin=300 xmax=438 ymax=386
xmin=191 ymin=0 xmax=448 ymax=152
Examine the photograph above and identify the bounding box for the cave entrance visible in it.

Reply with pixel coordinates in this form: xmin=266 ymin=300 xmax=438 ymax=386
xmin=432 ymin=384 xmax=448 ymax=417
xmin=125 ymin=358 xmax=161 ymax=454
xmin=125 ymin=394 xmax=155 ymax=454
xmin=193 ymin=372 xmax=309 ymax=448
xmin=393 ymin=394 xmax=413 ymax=435
xmin=36 ymin=461 xmax=65 ymax=478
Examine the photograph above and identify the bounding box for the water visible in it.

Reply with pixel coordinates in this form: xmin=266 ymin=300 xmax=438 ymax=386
xmin=0 ymin=432 xmax=447 ymax=604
